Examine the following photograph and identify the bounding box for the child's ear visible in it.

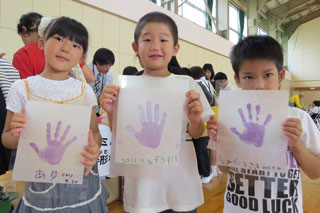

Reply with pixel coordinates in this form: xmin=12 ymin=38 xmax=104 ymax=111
xmin=132 ymin=42 xmax=139 ymax=56
xmin=38 ymin=38 xmax=45 ymax=50
xmin=278 ymin=68 xmax=286 ymax=88
xmin=234 ymin=74 xmax=241 ymax=88
xmin=172 ymin=44 xmax=180 ymax=56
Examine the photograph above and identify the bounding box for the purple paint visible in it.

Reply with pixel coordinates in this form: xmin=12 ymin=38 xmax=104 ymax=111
xmin=230 ymin=104 xmax=272 ymax=147
xmin=29 ymin=121 xmax=77 ymax=165
xmin=127 ymin=101 xmax=167 ymax=149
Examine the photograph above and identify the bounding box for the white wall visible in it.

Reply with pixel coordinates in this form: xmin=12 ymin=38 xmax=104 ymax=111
xmin=288 ymin=17 xmax=320 ymax=87
xmin=0 ymin=0 xmax=236 ymax=86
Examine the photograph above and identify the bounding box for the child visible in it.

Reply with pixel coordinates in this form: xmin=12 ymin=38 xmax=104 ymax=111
xmin=100 ymin=11 xmax=213 ymax=212
xmin=1 ymin=17 xmax=109 ymax=212
xmin=207 ymin=35 xmax=320 ymax=213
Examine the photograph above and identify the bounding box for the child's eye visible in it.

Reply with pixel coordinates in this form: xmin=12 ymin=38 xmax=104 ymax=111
xmin=54 ymin=36 xmax=63 ymax=42
xmin=72 ymin=44 xmax=81 ymax=49
xmin=265 ymin=73 xmax=273 ymax=78
xmin=160 ymin=39 xmax=168 ymax=42
xmin=143 ymin=39 xmax=151 ymax=42
xmin=243 ymin=76 xmax=252 ymax=80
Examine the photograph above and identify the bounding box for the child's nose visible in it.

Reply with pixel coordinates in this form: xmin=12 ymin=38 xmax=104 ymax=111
xmin=61 ymin=41 xmax=71 ymax=53
xmin=254 ymin=79 xmax=265 ymax=90
xmin=151 ymin=40 xmax=160 ymax=50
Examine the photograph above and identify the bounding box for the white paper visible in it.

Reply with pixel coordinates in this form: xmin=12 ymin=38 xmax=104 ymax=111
xmin=114 ymin=76 xmax=188 ymax=168
xmin=97 ymin=124 xmax=112 ymax=177
xmin=13 ymin=101 xmax=91 ymax=184
xmin=217 ymin=90 xmax=288 ymax=171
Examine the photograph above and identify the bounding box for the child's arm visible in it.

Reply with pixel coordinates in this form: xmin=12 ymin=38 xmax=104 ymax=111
xmin=81 ymin=107 xmax=101 ymax=176
xmin=283 ymin=118 xmax=320 ymax=179
xmin=99 ymin=85 xmax=120 ymax=131
xmin=81 ymin=63 xmax=95 ymax=83
xmin=1 ymin=110 xmax=26 ymax=149
xmin=186 ymin=90 xmax=204 ymax=139
xmin=207 ymin=115 xmax=229 ymax=173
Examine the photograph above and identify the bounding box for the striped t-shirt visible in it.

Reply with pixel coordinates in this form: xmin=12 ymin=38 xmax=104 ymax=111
xmin=0 ymin=58 xmax=20 ymax=100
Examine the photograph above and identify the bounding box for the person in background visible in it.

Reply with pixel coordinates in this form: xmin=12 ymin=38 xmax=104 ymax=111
xmin=88 ymin=48 xmax=115 ymax=115
xmin=214 ymin=72 xmax=236 ymax=95
xmin=289 ymin=92 xmax=305 ymax=110
xmin=0 ymin=57 xmax=20 ymax=175
xmin=13 ymin=12 xmax=94 ymax=83
xmin=203 ymin=63 xmax=215 ymax=87
xmin=307 ymin=100 xmax=320 ymax=119
xmin=189 ymin=66 xmax=214 ymax=184
xmin=13 ymin=12 xmax=44 ymax=78
xmin=123 ymin=66 xmax=138 ymax=75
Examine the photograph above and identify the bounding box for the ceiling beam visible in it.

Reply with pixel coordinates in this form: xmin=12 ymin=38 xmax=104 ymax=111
xmin=284 ymin=8 xmax=320 ymax=32
xmin=269 ymin=0 xmax=312 ymax=18
xmin=257 ymin=0 xmax=269 ymax=13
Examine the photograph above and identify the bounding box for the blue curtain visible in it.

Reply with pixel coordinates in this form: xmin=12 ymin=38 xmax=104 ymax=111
xmin=238 ymin=10 xmax=244 ymax=40
xmin=205 ymin=0 xmax=213 ymax=31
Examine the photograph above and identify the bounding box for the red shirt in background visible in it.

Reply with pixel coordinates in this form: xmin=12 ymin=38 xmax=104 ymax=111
xmin=12 ymin=42 xmax=45 ymax=79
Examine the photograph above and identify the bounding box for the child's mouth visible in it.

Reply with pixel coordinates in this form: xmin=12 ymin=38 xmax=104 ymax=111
xmin=56 ymin=55 xmax=68 ymax=61
xmin=150 ymin=55 xmax=162 ymax=59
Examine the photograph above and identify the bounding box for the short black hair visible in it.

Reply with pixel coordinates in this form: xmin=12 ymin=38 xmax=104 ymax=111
xmin=214 ymin=72 xmax=228 ymax=81
xmin=123 ymin=66 xmax=138 ymax=75
xmin=230 ymin=35 xmax=283 ymax=77
xmin=134 ymin=11 xmax=178 ymax=46
xmin=45 ymin=16 xmax=89 ymax=54
xmin=202 ymin=63 xmax=215 ymax=80
xmin=93 ymin=48 xmax=115 ymax=65
xmin=17 ymin=12 xmax=42 ymax=34
xmin=189 ymin=66 xmax=205 ymax=80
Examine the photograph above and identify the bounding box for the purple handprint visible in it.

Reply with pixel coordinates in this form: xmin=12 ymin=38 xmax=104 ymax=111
xmin=126 ymin=100 xmax=167 ymax=149
xmin=29 ymin=121 xmax=77 ymax=165
xmin=230 ymin=104 xmax=272 ymax=147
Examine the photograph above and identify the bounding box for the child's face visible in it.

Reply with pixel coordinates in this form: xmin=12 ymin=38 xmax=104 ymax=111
xmin=234 ymin=59 xmax=285 ymax=90
xmin=96 ymin=63 xmax=112 ymax=74
xmin=204 ymin=70 xmax=211 ymax=80
xmin=40 ymin=34 xmax=84 ymax=73
xmin=132 ymin=22 xmax=179 ymax=76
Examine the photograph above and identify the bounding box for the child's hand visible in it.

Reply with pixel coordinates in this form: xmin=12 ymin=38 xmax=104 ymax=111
xmin=99 ymin=85 xmax=119 ymax=114
xmin=10 ymin=109 xmax=26 ymax=137
xmin=282 ymin=118 xmax=303 ymax=148
xmin=207 ymin=115 xmax=218 ymax=141
xmin=186 ymin=90 xmax=203 ymax=123
xmin=81 ymin=130 xmax=100 ymax=176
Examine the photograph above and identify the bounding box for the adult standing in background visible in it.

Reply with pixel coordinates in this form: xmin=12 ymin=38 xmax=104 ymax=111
xmin=289 ymin=92 xmax=305 ymax=110
xmin=88 ymin=48 xmax=115 ymax=115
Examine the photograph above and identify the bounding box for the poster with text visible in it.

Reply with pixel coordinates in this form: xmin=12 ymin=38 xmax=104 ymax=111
xmin=13 ymin=101 xmax=91 ymax=184
xmin=114 ymin=75 xmax=188 ymax=168
xmin=217 ymin=90 xmax=288 ymax=171
xmin=97 ymin=124 xmax=112 ymax=177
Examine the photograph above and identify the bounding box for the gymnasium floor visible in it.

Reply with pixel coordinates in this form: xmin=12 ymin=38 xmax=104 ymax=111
xmin=108 ymin=172 xmax=320 ymax=213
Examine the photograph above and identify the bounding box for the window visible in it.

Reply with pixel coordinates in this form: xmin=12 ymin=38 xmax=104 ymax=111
xmin=150 ymin=0 xmax=217 ymax=32
xmin=229 ymin=4 xmax=247 ymax=44
xmin=258 ymin=27 xmax=267 ymax=35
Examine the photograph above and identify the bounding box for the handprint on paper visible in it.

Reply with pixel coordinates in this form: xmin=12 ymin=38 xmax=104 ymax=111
xmin=230 ymin=104 xmax=272 ymax=147
xmin=126 ymin=101 xmax=167 ymax=149
xmin=29 ymin=121 xmax=77 ymax=165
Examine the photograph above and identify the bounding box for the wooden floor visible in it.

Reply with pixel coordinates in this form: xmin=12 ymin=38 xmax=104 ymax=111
xmin=108 ymin=172 xmax=320 ymax=213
